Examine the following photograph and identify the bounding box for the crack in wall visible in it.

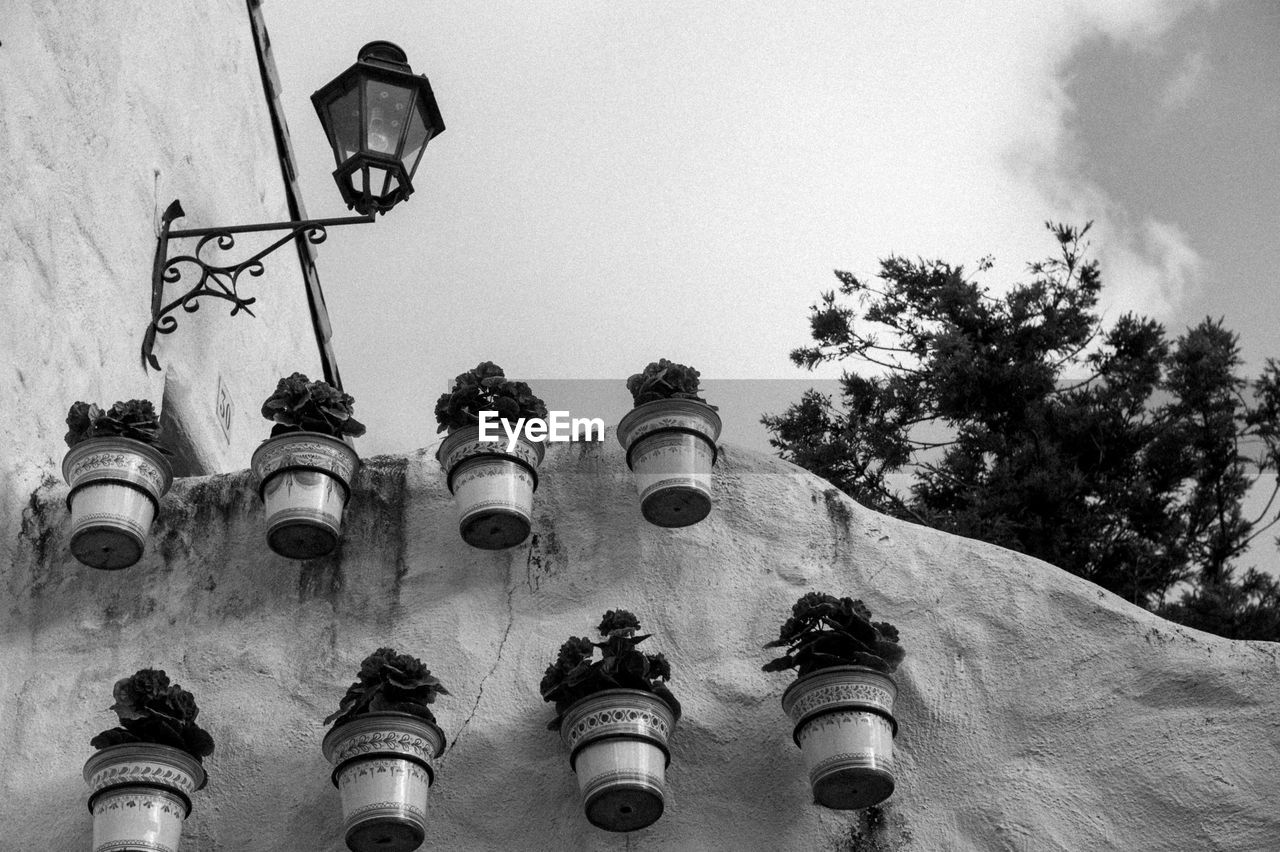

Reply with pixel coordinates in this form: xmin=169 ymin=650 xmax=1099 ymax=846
xmin=447 ymin=557 xmax=518 ymax=755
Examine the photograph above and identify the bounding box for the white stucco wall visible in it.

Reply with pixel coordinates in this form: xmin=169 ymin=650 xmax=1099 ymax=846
xmin=0 ymin=1 xmax=327 ymax=582
xmin=5 ymin=435 xmax=1278 ymax=851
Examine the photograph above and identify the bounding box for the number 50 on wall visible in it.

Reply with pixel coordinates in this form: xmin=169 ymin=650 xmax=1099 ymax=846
xmin=216 ymin=375 xmax=234 ymax=444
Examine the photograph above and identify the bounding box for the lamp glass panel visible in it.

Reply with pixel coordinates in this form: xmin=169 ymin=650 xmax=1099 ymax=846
xmin=401 ymin=97 xmax=436 ymax=179
xmin=362 ymin=78 xmax=415 ymax=159
xmin=324 ymin=80 xmax=362 ymax=164
xmin=344 ymin=165 xmax=365 ymax=199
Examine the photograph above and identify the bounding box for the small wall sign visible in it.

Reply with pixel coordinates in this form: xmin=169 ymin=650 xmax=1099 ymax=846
xmin=216 ymin=375 xmax=234 ymax=444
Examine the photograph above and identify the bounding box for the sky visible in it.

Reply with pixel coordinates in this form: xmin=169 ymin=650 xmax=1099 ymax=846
xmin=261 ymin=0 xmax=1280 ymax=462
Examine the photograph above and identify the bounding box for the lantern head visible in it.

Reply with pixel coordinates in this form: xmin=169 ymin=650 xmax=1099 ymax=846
xmin=311 ymin=41 xmax=445 ymax=215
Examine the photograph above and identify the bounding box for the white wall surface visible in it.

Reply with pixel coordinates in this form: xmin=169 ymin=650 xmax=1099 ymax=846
xmin=5 ymin=435 xmax=1277 ymax=851
xmin=0 ymin=1 xmax=327 ymax=581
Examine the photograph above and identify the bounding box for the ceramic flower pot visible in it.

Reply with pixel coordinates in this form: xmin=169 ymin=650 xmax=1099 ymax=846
xmin=781 ymin=665 xmax=898 ymax=810
xmin=251 ymin=431 xmax=360 ymax=560
xmin=436 ymin=425 xmax=545 ymax=549
xmin=616 ymin=399 xmax=721 ymax=528
xmin=560 ymin=689 xmax=677 ymax=832
xmin=83 ymin=742 xmax=207 ymax=852
xmin=322 ymin=711 xmax=447 ymax=852
xmin=62 ymin=436 xmax=174 ymax=569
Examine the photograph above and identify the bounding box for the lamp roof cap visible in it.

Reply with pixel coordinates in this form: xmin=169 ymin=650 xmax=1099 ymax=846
xmin=358 ymin=41 xmax=411 ymax=72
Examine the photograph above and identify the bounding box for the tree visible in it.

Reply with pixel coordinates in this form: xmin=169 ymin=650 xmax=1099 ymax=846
xmin=764 ymin=223 xmax=1280 ymax=641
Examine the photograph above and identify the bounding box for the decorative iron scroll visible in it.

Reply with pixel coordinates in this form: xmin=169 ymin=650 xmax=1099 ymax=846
xmin=141 ymin=199 xmax=374 ymax=370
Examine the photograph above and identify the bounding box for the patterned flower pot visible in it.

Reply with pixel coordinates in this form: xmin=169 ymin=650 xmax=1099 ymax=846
xmin=83 ymin=742 xmax=207 ymax=852
xmin=781 ymin=665 xmax=898 ymax=810
xmin=62 ymin=436 xmax=173 ymax=569
xmin=436 ymin=425 xmax=545 ymax=549
xmin=251 ymin=431 xmax=360 ymax=560
xmin=560 ymin=689 xmax=677 ymax=832
xmin=616 ymin=399 xmax=721 ymax=528
xmin=322 ymin=712 xmax=447 ymax=852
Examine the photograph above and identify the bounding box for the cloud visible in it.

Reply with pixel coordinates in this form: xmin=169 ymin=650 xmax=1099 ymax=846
xmin=268 ymin=0 xmax=1219 ymax=388
xmin=996 ymin=0 xmax=1212 ymax=319
xmin=1161 ymin=50 xmax=1209 ymax=111
xmin=1011 ymin=181 xmax=1205 ymax=321
xmin=1096 ymin=216 xmax=1206 ymax=319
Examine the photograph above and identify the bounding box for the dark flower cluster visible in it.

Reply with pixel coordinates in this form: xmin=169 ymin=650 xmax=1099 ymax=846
xmin=626 ymin=359 xmax=716 ymax=408
xmin=64 ymin=399 xmax=169 ymax=452
xmin=260 ymin=372 xmax=366 ymax=439
xmin=762 ymin=592 xmax=905 ymax=676
xmin=540 ymin=609 xmax=679 ymax=731
xmin=325 ymin=647 xmax=449 ymax=728
xmin=598 ymin=609 xmax=641 ymax=634
xmin=434 ymin=361 xmax=548 ymax=433
xmin=89 ymin=668 xmax=214 ymax=761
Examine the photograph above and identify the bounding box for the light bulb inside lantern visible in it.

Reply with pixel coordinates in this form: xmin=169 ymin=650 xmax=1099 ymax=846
xmin=367 ymin=107 xmax=391 ymax=153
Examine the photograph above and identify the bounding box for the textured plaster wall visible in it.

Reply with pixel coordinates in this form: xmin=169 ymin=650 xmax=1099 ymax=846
xmin=0 ymin=1 xmax=325 ymax=586
xmin=5 ymin=436 xmax=1278 ymax=851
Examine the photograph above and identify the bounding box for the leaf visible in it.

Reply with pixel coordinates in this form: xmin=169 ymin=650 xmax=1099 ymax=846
xmin=845 ymin=651 xmax=892 ymax=672
xmin=823 ymin=613 xmax=877 ymax=646
xmin=650 ymin=683 xmax=681 ymax=721
xmin=619 ymin=649 xmax=649 ymax=681
xmin=182 ymin=726 xmax=215 ymax=759
xmin=564 ymin=660 xmax=594 ymax=687
xmin=90 ymin=728 xmax=139 ymax=750
xmin=109 ymin=678 xmax=144 ymax=721
xmin=873 ymin=640 xmax=906 ymax=670
xmin=494 ymin=397 xmax=520 ymax=421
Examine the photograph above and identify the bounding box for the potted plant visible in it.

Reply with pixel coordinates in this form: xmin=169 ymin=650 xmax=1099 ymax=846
xmin=62 ymin=399 xmax=174 ymax=569
xmin=250 ymin=372 xmax=365 ymax=559
xmin=763 ymin=592 xmax=905 ymax=810
xmin=321 ymin=648 xmax=450 ymax=852
xmin=541 ymin=610 xmax=681 ymax=832
xmin=617 ymin=359 xmax=721 ymax=527
xmin=83 ymin=669 xmax=213 ymax=852
xmin=434 ymin=361 xmax=549 ymax=549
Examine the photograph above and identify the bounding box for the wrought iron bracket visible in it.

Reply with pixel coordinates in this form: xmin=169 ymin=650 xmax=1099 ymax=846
xmin=141 ymin=199 xmax=375 ymax=370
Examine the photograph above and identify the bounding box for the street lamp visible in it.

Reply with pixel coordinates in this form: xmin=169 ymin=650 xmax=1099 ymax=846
xmin=312 ymin=41 xmax=445 ymax=216
xmin=142 ymin=41 xmax=445 ymax=371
